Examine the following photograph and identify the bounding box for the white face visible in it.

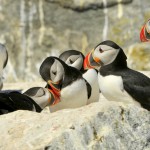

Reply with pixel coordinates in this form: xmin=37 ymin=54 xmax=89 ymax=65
xmin=93 ymin=44 xmax=120 ymax=65
xmin=146 ymin=19 xmax=150 ymax=33
xmin=50 ymin=59 xmax=65 ymax=83
xmin=65 ymin=54 xmax=83 ymax=70
xmin=28 ymin=88 xmax=51 ymax=109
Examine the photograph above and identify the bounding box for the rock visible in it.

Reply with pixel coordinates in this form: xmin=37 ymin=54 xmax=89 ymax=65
xmin=0 ymin=0 xmax=150 ymax=82
xmin=127 ymin=43 xmax=150 ymax=70
xmin=0 ymin=101 xmax=149 ymax=149
xmin=46 ymin=0 xmax=133 ymax=11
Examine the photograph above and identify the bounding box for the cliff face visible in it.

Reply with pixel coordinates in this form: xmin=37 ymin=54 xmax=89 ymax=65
xmin=0 ymin=0 xmax=150 ymax=81
xmin=0 ymin=101 xmax=149 ymax=150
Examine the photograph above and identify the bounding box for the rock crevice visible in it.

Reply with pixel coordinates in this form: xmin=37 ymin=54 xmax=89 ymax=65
xmin=45 ymin=0 xmax=133 ymax=11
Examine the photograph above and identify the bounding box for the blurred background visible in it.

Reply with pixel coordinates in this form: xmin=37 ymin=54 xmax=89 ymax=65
xmin=0 ymin=0 xmax=150 ymax=83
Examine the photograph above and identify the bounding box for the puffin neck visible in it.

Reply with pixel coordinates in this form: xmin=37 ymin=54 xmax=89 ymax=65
xmin=24 ymin=95 xmax=43 ymax=112
xmin=111 ymin=50 xmax=127 ymax=68
xmin=80 ymin=66 xmax=86 ymax=74
xmin=62 ymin=65 xmax=82 ymax=88
xmin=100 ymin=49 xmax=127 ymax=76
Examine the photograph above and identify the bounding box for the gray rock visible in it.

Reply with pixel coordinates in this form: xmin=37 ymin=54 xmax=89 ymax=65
xmin=0 ymin=101 xmax=149 ymax=150
xmin=46 ymin=0 xmax=133 ymax=11
xmin=0 ymin=0 xmax=150 ymax=82
xmin=127 ymin=43 xmax=150 ymax=70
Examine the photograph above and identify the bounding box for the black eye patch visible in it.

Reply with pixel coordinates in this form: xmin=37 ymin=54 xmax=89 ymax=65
xmin=69 ymin=59 xmax=74 ymax=64
xmin=99 ymin=47 xmax=104 ymax=53
xmin=52 ymin=71 xmax=57 ymax=75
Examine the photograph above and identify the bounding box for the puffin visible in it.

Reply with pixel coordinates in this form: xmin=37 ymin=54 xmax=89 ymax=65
xmin=59 ymin=50 xmax=100 ymax=104
xmin=39 ymin=56 xmax=91 ymax=112
xmin=0 ymin=44 xmax=8 ymax=90
xmin=140 ymin=19 xmax=150 ymax=42
xmin=84 ymin=40 xmax=150 ymax=111
xmin=0 ymin=87 xmax=55 ymax=115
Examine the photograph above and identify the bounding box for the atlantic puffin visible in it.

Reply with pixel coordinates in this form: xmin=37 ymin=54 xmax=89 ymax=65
xmin=0 ymin=87 xmax=55 ymax=115
xmin=84 ymin=40 xmax=150 ymax=110
xmin=39 ymin=56 xmax=91 ymax=112
xmin=0 ymin=44 xmax=8 ymax=90
xmin=140 ymin=19 xmax=150 ymax=42
xmin=59 ymin=50 xmax=100 ymax=104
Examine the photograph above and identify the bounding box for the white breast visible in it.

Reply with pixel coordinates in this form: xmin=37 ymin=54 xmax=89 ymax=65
xmin=83 ymin=69 xmax=100 ymax=104
xmin=98 ymin=73 xmax=141 ymax=106
xmin=50 ymin=79 xmax=87 ymax=112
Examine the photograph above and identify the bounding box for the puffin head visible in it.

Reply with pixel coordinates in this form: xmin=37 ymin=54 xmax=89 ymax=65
xmin=39 ymin=56 xmax=66 ymax=104
xmin=40 ymin=56 xmax=65 ymax=83
xmin=84 ymin=40 xmax=127 ymax=69
xmin=59 ymin=50 xmax=85 ymax=73
xmin=24 ymin=87 xmax=57 ymax=109
xmin=140 ymin=19 xmax=150 ymax=42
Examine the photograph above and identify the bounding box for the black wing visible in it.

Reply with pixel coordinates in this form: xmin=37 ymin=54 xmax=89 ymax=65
xmin=0 ymin=92 xmax=42 ymax=115
xmin=9 ymin=92 xmax=42 ymax=112
xmin=0 ymin=93 xmax=16 ymax=113
xmin=122 ymin=69 xmax=150 ymax=110
xmin=84 ymin=79 xmax=92 ymax=99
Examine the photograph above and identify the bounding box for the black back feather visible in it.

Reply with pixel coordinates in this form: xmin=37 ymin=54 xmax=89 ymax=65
xmin=0 ymin=92 xmax=42 ymax=115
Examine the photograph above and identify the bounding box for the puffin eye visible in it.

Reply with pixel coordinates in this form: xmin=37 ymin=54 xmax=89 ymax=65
xmin=69 ymin=59 xmax=74 ymax=64
xmin=52 ymin=71 xmax=57 ymax=75
xmin=99 ymin=47 xmax=104 ymax=53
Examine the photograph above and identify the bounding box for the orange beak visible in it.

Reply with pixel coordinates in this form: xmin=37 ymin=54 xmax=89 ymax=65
xmin=84 ymin=52 xmax=95 ymax=70
xmin=140 ymin=25 xmax=148 ymax=42
xmin=140 ymin=19 xmax=150 ymax=42
xmin=48 ymin=81 xmax=61 ymax=105
xmin=48 ymin=88 xmax=60 ymax=105
xmin=84 ymin=50 xmax=101 ymax=70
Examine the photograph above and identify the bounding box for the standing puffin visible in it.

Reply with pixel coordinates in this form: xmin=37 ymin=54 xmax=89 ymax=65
xmin=59 ymin=50 xmax=100 ymax=104
xmin=84 ymin=40 xmax=150 ymax=110
xmin=39 ymin=56 xmax=91 ymax=112
xmin=140 ymin=19 xmax=150 ymax=42
xmin=0 ymin=87 xmax=55 ymax=115
xmin=0 ymin=44 xmax=8 ymax=90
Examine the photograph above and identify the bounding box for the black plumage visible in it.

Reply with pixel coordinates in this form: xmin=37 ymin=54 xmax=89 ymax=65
xmin=0 ymin=91 xmax=42 ymax=115
xmin=99 ymin=40 xmax=150 ymax=111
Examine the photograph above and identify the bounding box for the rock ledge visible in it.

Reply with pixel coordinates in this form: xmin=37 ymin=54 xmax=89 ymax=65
xmin=0 ymin=101 xmax=149 ymax=150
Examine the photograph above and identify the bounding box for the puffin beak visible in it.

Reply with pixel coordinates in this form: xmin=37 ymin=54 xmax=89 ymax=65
xmin=84 ymin=49 xmax=102 ymax=70
xmin=47 ymin=80 xmax=61 ymax=104
xmin=140 ymin=24 xmax=150 ymax=42
xmin=48 ymin=88 xmax=61 ymax=106
xmin=140 ymin=25 xmax=148 ymax=42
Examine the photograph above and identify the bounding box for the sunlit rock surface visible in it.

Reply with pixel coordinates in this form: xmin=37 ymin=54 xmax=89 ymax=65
xmin=127 ymin=43 xmax=150 ymax=70
xmin=0 ymin=0 xmax=149 ymax=82
xmin=0 ymin=101 xmax=149 ymax=150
